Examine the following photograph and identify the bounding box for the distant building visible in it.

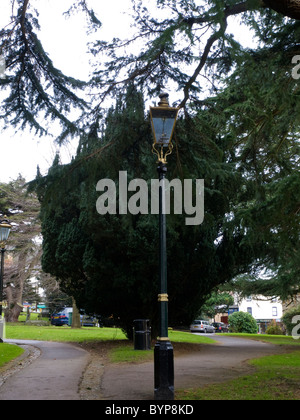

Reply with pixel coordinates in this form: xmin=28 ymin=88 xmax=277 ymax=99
xmin=216 ymin=294 xmax=283 ymax=333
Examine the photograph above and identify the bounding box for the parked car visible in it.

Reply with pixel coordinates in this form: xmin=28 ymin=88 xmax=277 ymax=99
xmin=190 ymin=320 xmax=215 ymax=333
xmin=51 ymin=306 xmax=101 ymax=327
xmin=50 ymin=307 xmax=72 ymax=326
xmin=212 ymin=322 xmax=229 ymax=333
xmin=81 ymin=315 xmax=98 ymax=327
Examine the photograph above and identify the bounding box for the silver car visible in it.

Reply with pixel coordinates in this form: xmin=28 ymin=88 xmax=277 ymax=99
xmin=190 ymin=320 xmax=215 ymax=333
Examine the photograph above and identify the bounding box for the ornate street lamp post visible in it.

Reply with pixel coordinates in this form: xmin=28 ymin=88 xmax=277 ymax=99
xmin=0 ymin=216 xmax=11 ymax=343
xmin=150 ymin=93 xmax=179 ymax=400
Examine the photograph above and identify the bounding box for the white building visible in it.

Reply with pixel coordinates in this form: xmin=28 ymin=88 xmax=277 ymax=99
xmin=230 ymin=295 xmax=283 ymax=333
xmin=217 ymin=295 xmax=283 ymax=333
xmin=238 ymin=295 xmax=282 ymax=322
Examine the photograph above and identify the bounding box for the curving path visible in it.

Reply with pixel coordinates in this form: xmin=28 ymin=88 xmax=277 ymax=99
xmin=0 ymin=335 xmax=288 ymax=400
xmin=100 ymin=334 xmax=288 ymax=400
xmin=0 ymin=339 xmax=89 ymax=400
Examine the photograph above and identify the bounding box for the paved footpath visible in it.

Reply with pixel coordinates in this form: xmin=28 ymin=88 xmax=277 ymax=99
xmin=100 ymin=335 xmax=287 ymax=400
xmin=0 ymin=339 xmax=89 ymax=400
xmin=0 ymin=335 xmax=287 ymax=400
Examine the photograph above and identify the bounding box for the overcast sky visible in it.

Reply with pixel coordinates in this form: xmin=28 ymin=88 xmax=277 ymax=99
xmin=0 ymin=0 xmax=133 ymax=183
xmin=0 ymin=0 xmax=255 ymax=183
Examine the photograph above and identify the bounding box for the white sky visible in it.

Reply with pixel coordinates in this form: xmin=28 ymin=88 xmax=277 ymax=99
xmin=0 ymin=0 xmax=256 ymax=183
xmin=0 ymin=0 xmax=133 ymax=183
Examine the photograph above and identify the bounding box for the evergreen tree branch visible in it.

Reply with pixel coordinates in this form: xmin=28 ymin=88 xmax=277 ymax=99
xmin=263 ymin=0 xmax=300 ymax=19
xmin=180 ymin=20 xmax=228 ymax=108
xmin=17 ymin=0 xmax=30 ymax=83
xmin=183 ymin=0 xmax=258 ymax=26
xmin=0 ymin=0 xmax=88 ymax=139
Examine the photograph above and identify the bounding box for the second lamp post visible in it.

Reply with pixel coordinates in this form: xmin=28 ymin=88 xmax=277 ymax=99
xmin=150 ymin=93 xmax=179 ymax=400
xmin=0 ymin=217 xmax=12 ymax=343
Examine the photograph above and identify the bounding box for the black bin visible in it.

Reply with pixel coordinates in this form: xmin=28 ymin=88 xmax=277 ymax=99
xmin=133 ymin=319 xmax=151 ymax=350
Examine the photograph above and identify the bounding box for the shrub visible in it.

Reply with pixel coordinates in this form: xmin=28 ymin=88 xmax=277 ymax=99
xmin=229 ymin=311 xmax=258 ymax=334
xmin=282 ymin=305 xmax=300 ymax=335
xmin=265 ymin=320 xmax=284 ymax=335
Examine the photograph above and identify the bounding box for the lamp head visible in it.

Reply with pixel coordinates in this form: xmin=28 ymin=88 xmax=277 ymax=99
xmin=0 ymin=216 xmax=11 ymax=247
xmin=150 ymin=93 xmax=179 ymax=164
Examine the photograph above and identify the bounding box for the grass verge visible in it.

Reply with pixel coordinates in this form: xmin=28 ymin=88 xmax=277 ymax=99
xmin=0 ymin=344 xmax=24 ymax=368
xmin=169 ymin=330 xmax=215 ymax=345
xmin=5 ymin=324 xmax=216 ymax=345
xmin=176 ymin=349 xmax=300 ymax=400
xmin=5 ymin=324 xmax=128 ymax=342
xmin=109 ymin=343 xmax=153 ymax=364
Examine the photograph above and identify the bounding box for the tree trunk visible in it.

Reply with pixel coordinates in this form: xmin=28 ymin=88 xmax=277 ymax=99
xmin=26 ymin=306 xmax=30 ymax=322
xmin=264 ymin=0 xmax=300 ymax=19
xmin=5 ymin=283 xmax=23 ymax=322
xmin=71 ymin=297 xmax=81 ymax=329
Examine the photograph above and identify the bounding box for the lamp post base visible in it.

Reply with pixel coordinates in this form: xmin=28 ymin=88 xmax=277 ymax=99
xmin=154 ymin=339 xmax=174 ymax=400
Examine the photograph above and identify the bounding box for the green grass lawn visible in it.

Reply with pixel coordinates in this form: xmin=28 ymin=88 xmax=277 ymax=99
xmin=5 ymin=324 xmax=216 ymax=345
xmin=0 ymin=343 xmax=24 ymax=368
xmin=169 ymin=330 xmax=215 ymax=345
xmin=176 ymin=350 xmax=300 ymax=400
xmin=109 ymin=343 xmax=153 ymax=364
xmin=5 ymin=324 xmax=128 ymax=342
xmin=17 ymin=312 xmax=45 ymax=322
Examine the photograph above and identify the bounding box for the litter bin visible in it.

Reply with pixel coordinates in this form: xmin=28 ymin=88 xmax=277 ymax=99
xmin=68 ymin=312 xmax=73 ymax=327
xmin=133 ymin=319 xmax=151 ymax=350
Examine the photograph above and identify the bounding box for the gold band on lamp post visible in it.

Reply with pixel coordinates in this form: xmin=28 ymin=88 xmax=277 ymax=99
xmin=158 ymin=293 xmax=168 ymax=302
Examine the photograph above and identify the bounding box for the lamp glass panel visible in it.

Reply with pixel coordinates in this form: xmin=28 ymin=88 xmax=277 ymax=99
xmin=0 ymin=226 xmax=11 ymax=242
xmin=151 ymin=109 xmax=177 ymax=147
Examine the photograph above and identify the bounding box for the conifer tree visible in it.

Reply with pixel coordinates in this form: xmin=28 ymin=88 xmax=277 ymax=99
xmin=2 ymin=1 xmax=300 ymax=326
xmin=35 ymin=86 xmax=270 ymax=338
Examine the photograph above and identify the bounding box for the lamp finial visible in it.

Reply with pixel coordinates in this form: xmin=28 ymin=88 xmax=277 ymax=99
xmin=158 ymin=93 xmax=169 ymax=107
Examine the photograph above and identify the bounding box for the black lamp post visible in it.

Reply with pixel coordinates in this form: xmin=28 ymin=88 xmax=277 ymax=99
xmin=0 ymin=216 xmax=11 ymax=343
xmin=150 ymin=93 xmax=179 ymax=400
